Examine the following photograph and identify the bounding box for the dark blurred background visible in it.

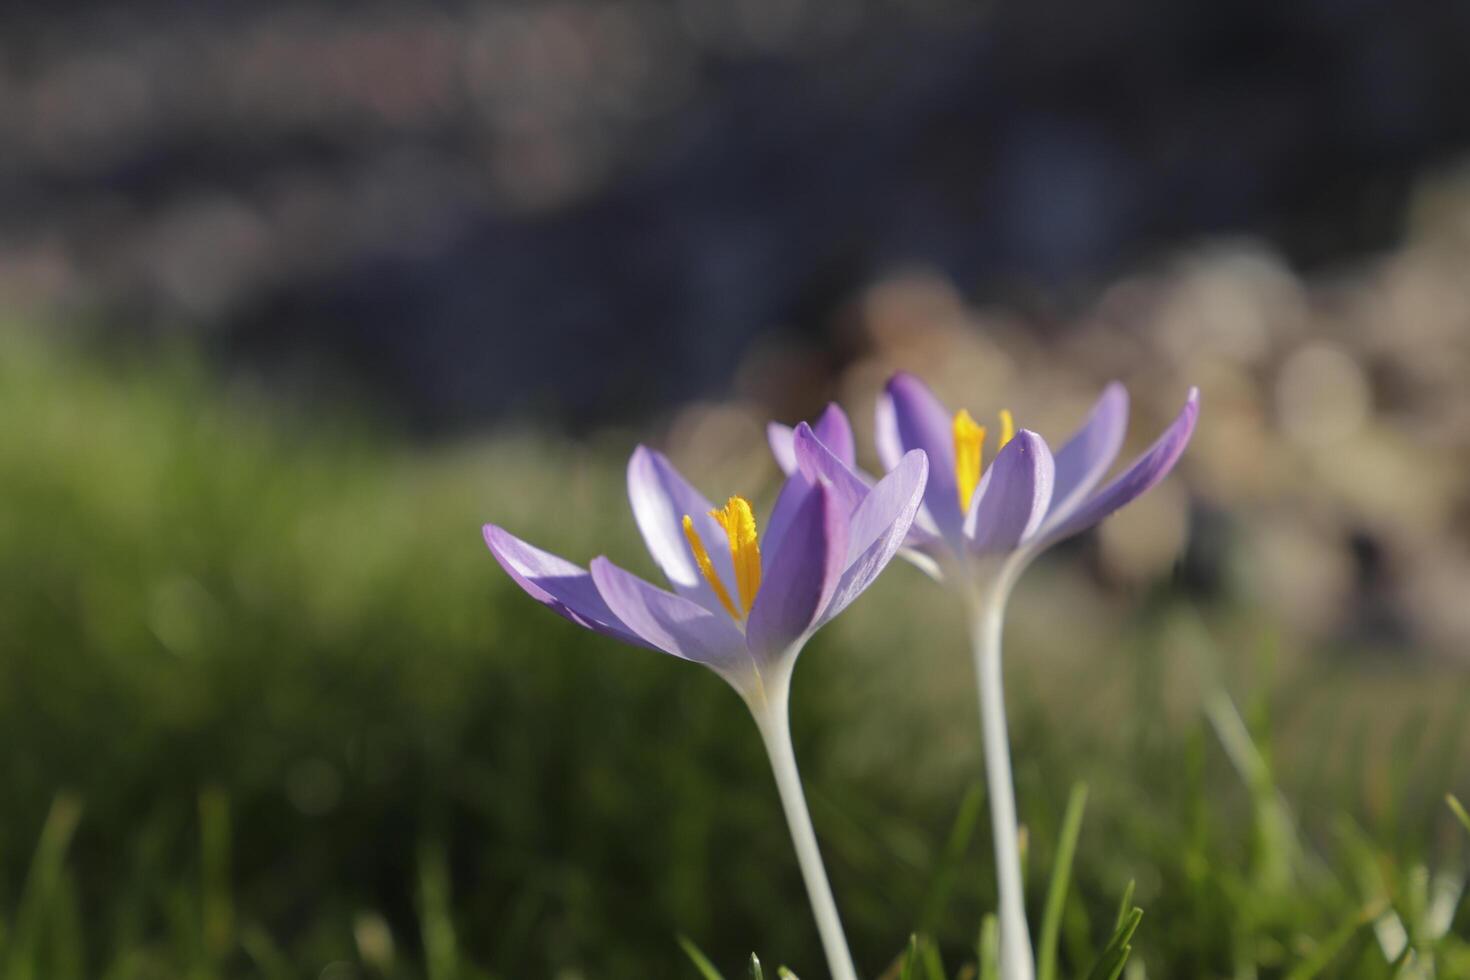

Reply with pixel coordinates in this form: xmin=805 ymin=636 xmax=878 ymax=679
xmin=5 ymin=0 xmax=1470 ymax=426
xmin=4 ymin=2 xmax=1470 ymax=978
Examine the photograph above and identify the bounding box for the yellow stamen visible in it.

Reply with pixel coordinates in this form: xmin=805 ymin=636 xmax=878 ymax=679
xmin=682 ymin=516 xmax=740 ymax=620
xmin=952 ymin=409 xmax=986 ymax=511
xmin=998 ymin=409 xmax=1015 ymax=449
xmin=710 ymin=496 xmax=761 ymax=616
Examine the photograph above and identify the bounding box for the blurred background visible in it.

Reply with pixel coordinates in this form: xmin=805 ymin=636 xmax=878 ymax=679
xmin=3 ymin=1 xmax=1470 ymax=977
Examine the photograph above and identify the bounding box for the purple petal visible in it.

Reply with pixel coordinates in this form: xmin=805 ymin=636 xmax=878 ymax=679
xmin=842 ymin=450 xmax=930 ymax=569
xmin=483 ymin=525 xmax=650 ymax=649
xmin=765 ymin=418 xmax=872 ymax=569
xmin=626 ymin=446 xmax=736 ymax=617
xmin=874 ymin=384 xmax=943 ymax=545
xmin=883 ymin=372 xmax=964 ymax=539
xmin=874 ymin=388 xmax=904 ymax=471
xmin=589 ymin=557 xmax=748 ymax=669
xmin=746 ymin=482 xmax=848 ymax=660
xmin=812 ymin=403 xmax=857 ymax=467
xmin=792 ymin=422 xmax=868 ymax=518
xmin=767 ymin=403 xmax=857 ymax=476
xmin=1040 ymin=388 xmax=1200 ymax=546
xmin=767 ymin=422 xmax=799 ymax=476
xmin=761 ymin=468 xmax=814 ymax=567
xmin=1046 ymin=383 xmax=1129 ymax=526
xmin=966 ymin=430 xmax=1056 ymax=554
xmin=819 ymin=448 xmax=929 ymax=624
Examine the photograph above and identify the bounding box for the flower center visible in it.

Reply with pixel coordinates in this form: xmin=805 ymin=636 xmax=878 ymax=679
xmin=952 ymin=408 xmax=1015 ymax=511
xmin=682 ymin=495 xmax=762 ymax=621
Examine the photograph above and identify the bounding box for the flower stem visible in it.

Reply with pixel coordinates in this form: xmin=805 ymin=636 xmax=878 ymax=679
xmin=749 ymin=688 xmax=859 ymax=980
xmin=969 ymin=589 xmax=1035 ymax=980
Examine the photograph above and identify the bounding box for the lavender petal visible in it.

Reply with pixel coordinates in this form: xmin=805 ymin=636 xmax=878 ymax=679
xmin=483 ymin=525 xmax=650 ymax=648
xmin=589 ymin=557 xmax=748 ymax=669
xmin=1040 ymin=388 xmax=1200 ymax=547
xmin=768 ymin=402 xmax=858 ymax=477
xmin=819 ymin=448 xmax=929 ymax=624
xmin=812 ymin=403 xmax=857 ymax=467
xmin=745 ymin=482 xmax=848 ymax=660
xmin=883 ymin=372 xmax=965 ymax=540
xmin=767 ymin=422 xmax=799 ymax=475
xmin=792 ymin=422 xmax=869 ymax=518
xmin=1045 ymin=382 xmax=1129 ymax=528
xmin=966 ymin=430 xmax=1056 ymax=554
xmin=626 ymin=445 xmax=736 ymax=616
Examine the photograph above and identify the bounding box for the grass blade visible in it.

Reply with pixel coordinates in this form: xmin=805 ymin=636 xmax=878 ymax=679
xmin=978 ymin=914 xmax=999 ymax=980
xmin=899 ymin=934 xmax=920 ymax=980
xmin=677 ymin=935 xmax=725 ymax=980
xmin=1388 ymin=945 xmax=1417 ymax=979
xmin=1447 ymin=794 xmax=1470 ymax=836
xmin=5 ymin=794 xmax=84 ymax=980
xmin=922 ymin=939 xmax=947 ymax=980
xmin=417 ymin=840 xmax=459 ymax=980
xmin=1283 ymin=905 xmax=1375 ymax=980
xmin=921 ymin=784 xmax=984 ymax=933
xmin=1084 ymin=907 xmax=1142 ymax=980
xmin=1037 ymin=783 xmax=1088 ymax=980
xmin=1113 ymin=881 xmax=1135 ymax=933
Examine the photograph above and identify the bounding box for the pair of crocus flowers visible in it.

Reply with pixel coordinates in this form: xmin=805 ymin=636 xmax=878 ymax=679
xmin=484 ymin=373 xmax=1197 ymax=980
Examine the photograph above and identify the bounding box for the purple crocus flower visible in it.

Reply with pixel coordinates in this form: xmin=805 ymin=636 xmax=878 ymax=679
xmin=771 ymin=375 xmax=1199 ymax=585
xmin=484 ymin=441 xmax=928 ymax=980
xmin=770 ymin=375 xmax=1198 ymax=980
xmin=485 ymin=442 xmax=928 ymax=704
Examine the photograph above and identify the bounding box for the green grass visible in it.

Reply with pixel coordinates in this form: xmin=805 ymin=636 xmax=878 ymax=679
xmin=1 ymin=331 xmax=1469 ymax=977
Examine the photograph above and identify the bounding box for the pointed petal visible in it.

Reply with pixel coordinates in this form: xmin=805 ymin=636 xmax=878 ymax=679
xmin=767 ymin=402 xmax=857 ymax=477
xmin=1041 ymin=388 xmax=1200 ymax=546
xmin=767 ymin=422 xmax=798 ymax=475
xmin=874 ymin=387 xmax=904 ymax=471
xmin=819 ymin=448 xmax=929 ymax=623
xmin=589 ymin=557 xmax=747 ymax=669
xmin=812 ymin=403 xmax=857 ymax=467
xmin=791 ymin=422 xmax=868 ymax=518
xmin=875 ymin=386 xmax=942 ymax=545
xmin=483 ymin=525 xmax=650 ymax=648
xmin=746 ymin=482 xmax=847 ymax=660
xmin=762 ymin=417 xmax=873 ymax=572
xmin=966 ymin=430 xmax=1056 ymax=554
xmin=1046 ymin=382 xmax=1129 ymax=526
xmin=883 ymin=372 xmax=964 ymax=539
xmin=627 ymin=446 xmax=735 ymax=616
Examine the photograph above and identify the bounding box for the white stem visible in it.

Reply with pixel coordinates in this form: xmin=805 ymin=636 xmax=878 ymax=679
xmin=749 ymin=683 xmax=859 ymax=980
xmin=969 ymin=589 xmax=1035 ymax=980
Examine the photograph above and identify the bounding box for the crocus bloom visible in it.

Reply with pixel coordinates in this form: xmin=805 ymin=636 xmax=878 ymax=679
xmin=770 ymin=375 xmax=1199 ymax=586
xmin=484 ymin=440 xmax=929 ymax=980
xmin=770 ymin=376 xmax=1198 ymax=980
